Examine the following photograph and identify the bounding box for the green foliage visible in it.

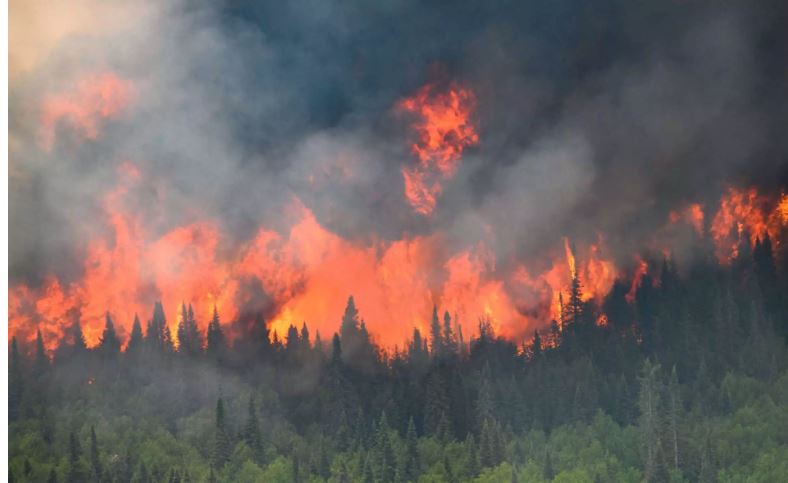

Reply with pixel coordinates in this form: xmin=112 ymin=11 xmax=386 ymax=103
xmin=8 ymin=250 xmax=788 ymax=483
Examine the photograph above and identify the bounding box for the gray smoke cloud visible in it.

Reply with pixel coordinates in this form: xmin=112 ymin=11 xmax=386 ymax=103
xmin=9 ymin=0 xmax=788 ymax=311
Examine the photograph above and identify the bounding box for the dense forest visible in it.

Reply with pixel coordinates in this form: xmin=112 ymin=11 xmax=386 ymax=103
xmin=8 ymin=235 xmax=788 ymax=483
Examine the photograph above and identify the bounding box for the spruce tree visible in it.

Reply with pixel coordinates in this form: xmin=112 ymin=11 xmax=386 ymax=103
xmin=532 ymin=330 xmax=542 ymax=360
xmin=638 ymin=359 xmax=663 ymax=482
xmin=34 ymin=329 xmax=49 ymax=377
xmin=212 ymin=397 xmax=232 ymax=468
xmin=463 ymin=434 xmax=480 ymax=478
xmin=126 ymin=314 xmax=145 ymax=357
xmin=243 ymin=396 xmax=263 ymax=459
xmin=543 ymin=450 xmax=554 ymax=481
xmin=403 ymin=417 xmax=420 ymax=482
xmin=73 ymin=322 xmax=88 ymax=353
xmin=206 ymin=307 xmax=226 ymax=363
xmin=89 ymin=426 xmax=102 ymax=481
xmin=67 ymin=431 xmax=86 ymax=483
xmin=9 ymin=337 xmax=24 ymax=421
xmin=331 ymin=333 xmax=342 ymax=364
xmin=374 ymin=412 xmax=396 ymax=483
xmin=443 ymin=311 xmax=456 ymax=355
xmin=430 ymin=306 xmax=443 ymax=357
xmin=99 ymin=312 xmax=121 ymax=358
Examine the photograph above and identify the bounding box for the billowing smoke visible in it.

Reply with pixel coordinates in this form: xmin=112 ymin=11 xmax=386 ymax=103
xmin=9 ymin=0 xmax=788 ymax=349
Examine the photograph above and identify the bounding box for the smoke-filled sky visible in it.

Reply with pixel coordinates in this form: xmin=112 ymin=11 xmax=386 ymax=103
xmin=9 ymin=0 xmax=788 ymax=349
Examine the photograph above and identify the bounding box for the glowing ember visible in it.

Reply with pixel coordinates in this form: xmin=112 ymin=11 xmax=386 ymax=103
xmin=398 ymin=83 xmax=478 ymax=215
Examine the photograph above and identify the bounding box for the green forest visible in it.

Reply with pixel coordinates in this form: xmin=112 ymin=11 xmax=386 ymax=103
xmin=8 ymin=236 xmax=788 ymax=483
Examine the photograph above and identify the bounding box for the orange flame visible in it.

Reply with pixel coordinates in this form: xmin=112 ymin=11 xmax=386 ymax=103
xmin=40 ymin=72 xmax=133 ymax=150
xmin=710 ymin=187 xmax=786 ymax=263
xmin=10 ymin=163 xmax=541 ymax=351
xmin=398 ymin=83 xmax=478 ymax=215
xmin=625 ymin=257 xmax=649 ymax=304
xmin=669 ymin=203 xmax=704 ymax=236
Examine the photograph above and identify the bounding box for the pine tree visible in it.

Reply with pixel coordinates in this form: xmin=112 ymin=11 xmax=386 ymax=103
xmin=374 ymin=412 xmax=396 ymax=483
xmin=477 ymin=362 xmax=495 ymax=425
xmin=67 ymin=431 xmax=86 ymax=483
xmin=126 ymin=314 xmax=145 ymax=357
xmin=99 ymin=312 xmax=121 ymax=358
xmin=424 ymin=369 xmax=450 ymax=435
xmin=532 ymin=329 xmax=542 ymax=360
xmin=443 ymin=311 xmax=456 ymax=356
xmin=403 ymin=417 xmax=420 ymax=482
xmin=243 ymin=396 xmax=263 ymax=459
xmin=90 ymin=426 xmax=102 ymax=481
xmin=666 ymin=365 xmax=682 ymax=473
xmin=145 ymin=302 xmax=172 ymax=354
xmin=286 ymin=324 xmax=300 ymax=355
xmin=331 ymin=333 xmax=342 ymax=364
xmin=206 ymin=307 xmax=226 ymax=363
xmin=9 ymin=337 xmax=24 ymax=421
xmin=300 ymin=322 xmax=311 ymax=352
xmin=430 ymin=306 xmax=443 ymax=357
xmin=213 ymin=397 xmax=232 ymax=468
xmin=543 ymin=450 xmax=554 ymax=481
xmin=639 ymin=359 xmax=663 ymax=482
xmin=362 ymin=452 xmax=374 ymax=483
xmin=47 ymin=468 xmax=58 ymax=483
xmin=463 ymin=434 xmax=480 ymax=478
xmin=73 ymin=322 xmax=88 ymax=353
xmin=34 ymin=329 xmax=49 ymax=377
xmin=443 ymin=455 xmax=456 ymax=483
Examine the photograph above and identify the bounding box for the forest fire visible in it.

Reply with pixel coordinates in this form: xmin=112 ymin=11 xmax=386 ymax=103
xmin=398 ymin=83 xmax=478 ymax=215
xmin=710 ymin=187 xmax=787 ymax=263
xmin=8 ymin=76 xmax=788 ymax=356
xmin=10 ymin=164 xmax=788 ymax=354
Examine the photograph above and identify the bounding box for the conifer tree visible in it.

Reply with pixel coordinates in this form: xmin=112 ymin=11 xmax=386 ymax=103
xmin=374 ymin=412 xmax=396 ymax=483
xmin=430 ymin=306 xmax=443 ymax=357
xmin=212 ymin=397 xmax=232 ymax=468
xmin=67 ymin=431 xmax=86 ymax=483
xmin=187 ymin=304 xmax=202 ymax=351
xmin=89 ymin=426 xmax=102 ymax=481
xmin=9 ymin=337 xmax=24 ymax=421
xmin=362 ymin=453 xmax=374 ymax=483
xmin=532 ymin=329 xmax=542 ymax=360
xmin=639 ymin=359 xmax=663 ymax=482
xmin=403 ymin=417 xmax=420 ymax=482
xmin=331 ymin=333 xmax=342 ymax=364
xmin=99 ymin=312 xmax=121 ymax=358
xmin=543 ymin=450 xmax=554 ymax=481
xmin=463 ymin=434 xmax=480 ymax=478
xmin=34 ymin=329 xmax=49 ymax=377
xmin=666 ymin=365 xmax=682 ymax=473
xmin=145 ymin=302 xmax=172 ymax=354
xmin=286 ymin=324 xmax=300 ymax=355
xmin=206 ymin=307 xmax=226 ymax=362
xmin=243 ymin=396 xmax=263 ymax=459
xmin=300 ymin=322 xmax=310 ymax=352
xmin=73 ymin=321 xmax=88 ymax=353
xmin=443 ymin=311 xmax=456 ymax=355
xmin=126 ymin=314 xmax=145 ymax=357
